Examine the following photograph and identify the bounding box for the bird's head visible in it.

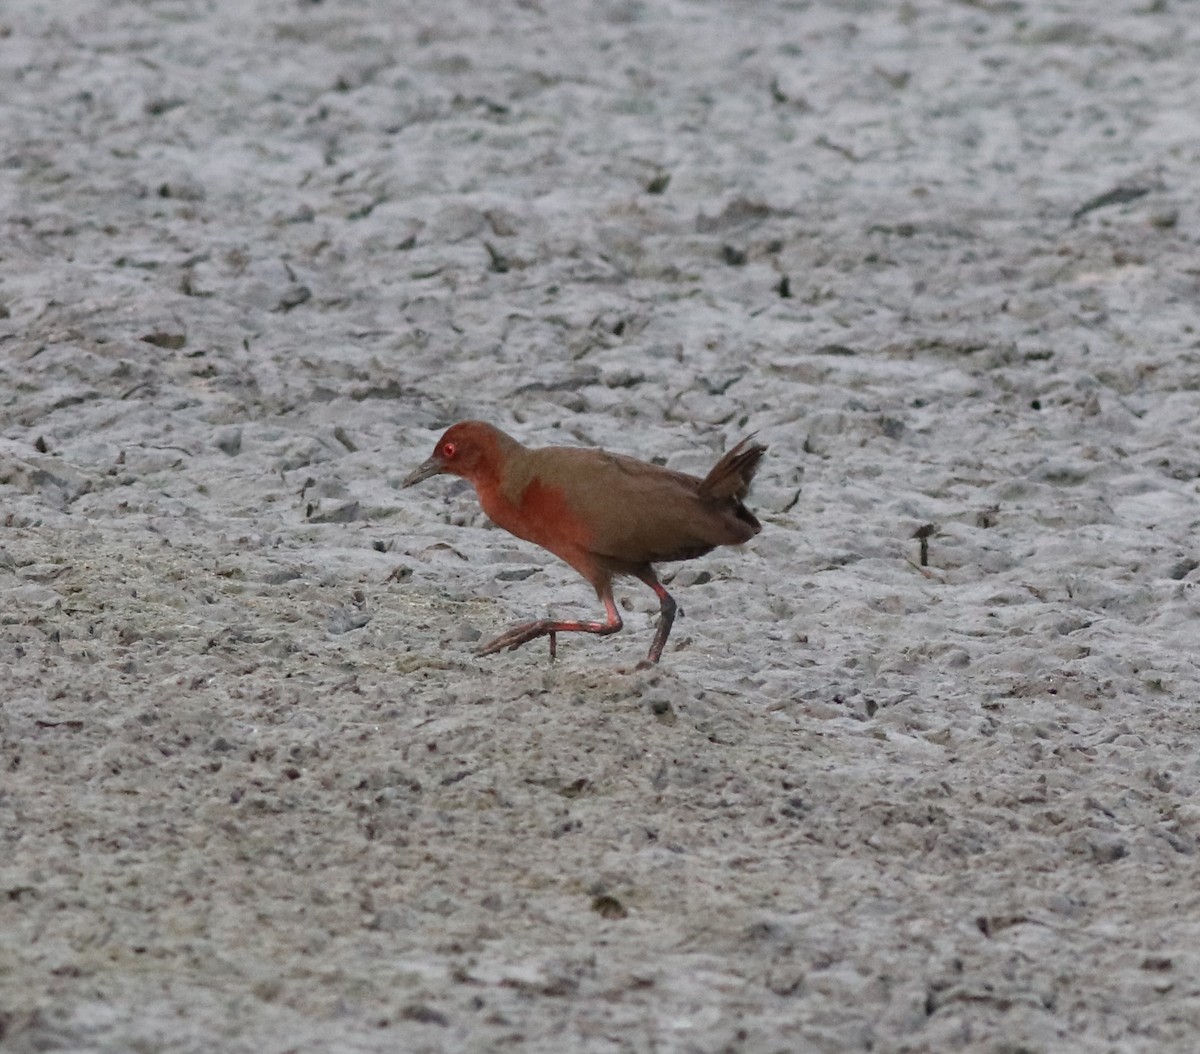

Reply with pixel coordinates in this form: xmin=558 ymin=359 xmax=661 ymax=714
xmin=402 ymin=421 xmax=505 ymax=488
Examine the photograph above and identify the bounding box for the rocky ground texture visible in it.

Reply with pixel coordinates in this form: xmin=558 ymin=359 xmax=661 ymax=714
xmin=2 ymin=1 xmax=1200 ymax=1051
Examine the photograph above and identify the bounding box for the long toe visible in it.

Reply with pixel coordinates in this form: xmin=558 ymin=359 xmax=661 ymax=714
xmin=477 ymin=620 xmax=550 ymax=656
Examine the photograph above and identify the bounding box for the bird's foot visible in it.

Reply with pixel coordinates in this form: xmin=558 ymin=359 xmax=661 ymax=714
xmin=477 ymin=619 xmax=555 ymax=656
xmin=477 ymin=614 xmax=621 ymax=659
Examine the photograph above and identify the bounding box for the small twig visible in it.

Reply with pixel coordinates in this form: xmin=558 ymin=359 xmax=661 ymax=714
xmin=912 ymin=523 xmax=937 ymax=567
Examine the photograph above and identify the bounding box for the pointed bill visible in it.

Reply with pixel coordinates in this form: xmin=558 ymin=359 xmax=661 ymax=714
xmin=402 ymin=456 xmax=446 ymax=488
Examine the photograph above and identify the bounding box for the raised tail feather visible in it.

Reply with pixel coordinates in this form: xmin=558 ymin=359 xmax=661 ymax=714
xmin=699 ymin=434 xmax=767 ymax=502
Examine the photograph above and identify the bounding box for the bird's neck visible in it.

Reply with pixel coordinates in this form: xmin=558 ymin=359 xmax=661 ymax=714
xmin=467 ymin=443 xmax=538 ymax=540
xmin=464 ymin=432 xmax=528 ymax=505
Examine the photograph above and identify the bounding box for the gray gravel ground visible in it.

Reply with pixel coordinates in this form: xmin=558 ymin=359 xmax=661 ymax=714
xmin=3 ymin=1 xmax=1200 ymax=1051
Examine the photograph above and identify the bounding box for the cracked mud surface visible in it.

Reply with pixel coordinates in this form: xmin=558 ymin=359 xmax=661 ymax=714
xmin=2 ymin=2 xmax=1200 ymax=1051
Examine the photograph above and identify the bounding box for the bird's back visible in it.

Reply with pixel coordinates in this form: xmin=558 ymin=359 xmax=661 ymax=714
xmin=511 ymin=442 xmax=763 ymax=570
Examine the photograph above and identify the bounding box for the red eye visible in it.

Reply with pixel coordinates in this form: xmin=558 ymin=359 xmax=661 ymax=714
xmin=442 ymin=442 xmax=457 ymax=458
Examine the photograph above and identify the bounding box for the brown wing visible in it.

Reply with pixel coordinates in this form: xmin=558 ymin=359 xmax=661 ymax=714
xmin=523 ymin=445 xmax=760 ymax=567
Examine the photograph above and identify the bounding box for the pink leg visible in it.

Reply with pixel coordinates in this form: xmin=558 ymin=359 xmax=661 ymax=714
xmin=478 ymin=590 xmax=623 ymax=659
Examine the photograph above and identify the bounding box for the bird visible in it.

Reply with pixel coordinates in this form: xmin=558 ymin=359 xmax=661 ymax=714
xmin=402 ymin=421 xmax=766 ymax=664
